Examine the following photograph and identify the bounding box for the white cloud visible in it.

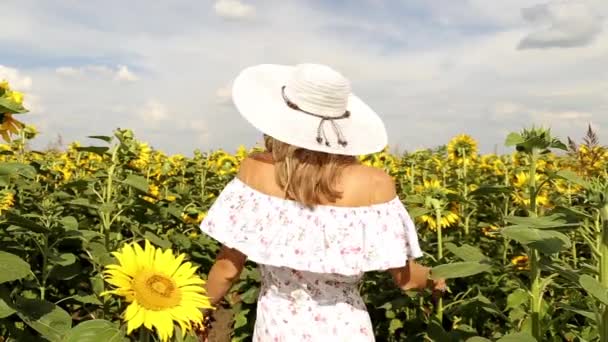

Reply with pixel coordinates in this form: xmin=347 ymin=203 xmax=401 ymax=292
xmin=214 ymin=0 xmax=255 ymax=19
xmin=519 ymin=0 xmax=604 ymax=49
xmin=55 ymin=67 xmax=82 ymax=77
xmin=0 ymin=65 xmax=33 ymax=90
xmin=2 ymin=1 xmax=607 ymax=154
xmin=138 ymin=100 xmax=169 ymax=122
xmin=55 ymin=65 xmax=137 ymax=82
xmin=215 ymin=84 xmax=232 ymax=105
xmin=115 ymin=65 xmax=138 ymax=82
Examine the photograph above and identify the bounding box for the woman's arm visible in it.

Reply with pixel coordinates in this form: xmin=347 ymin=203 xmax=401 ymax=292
xmin=206 ymin=245 xmax=247 ymax=306
xmin=388 ymin=259 xmax=445 ymax=292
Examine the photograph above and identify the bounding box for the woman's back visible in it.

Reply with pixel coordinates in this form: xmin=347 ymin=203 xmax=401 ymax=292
xmin=238 ymin=152 xmax=397 ymax=208
xmin=200 ymin=153 xmax=423 ymax=341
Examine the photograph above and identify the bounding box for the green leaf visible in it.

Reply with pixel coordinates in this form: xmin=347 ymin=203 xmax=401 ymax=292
xmin=62 ymin=319 xmax=127 ymax=342
xmin=240 ymin=287 xmax=259 ymax=304
xmin=87 ymin=242 xmax=114 ymax=266
xmin=75 ymin=146 xmax=109 ymax=156
xmin=407 ymin=207 xmax=429 ymax=219
xmin=90 ymin=274 xmax=105 ymax=296
xmin=72 ymin=294 xmax=102 ymax=306
xmin=5 ymin=212 xmax=48 ymax=233
xmin=579 ymin=275 xmax=608 ymax=306
xmin=505 ymin=133 xmax=525 ymax=147
xmin=497 ymin=332 xmax=537 ymax=342
xmin=0 ymin=286 xmax=15 ymax=318
xmin=550 ymin=139 xmax=568 ymax=151
xmin=50 ymin=261 xmax=83 ymax=281
xmin=430 ymin=262 xmax=491 ymax=280
xmin=469 ymin=186 xmax=512 ymax=197
xmin=506 ymin=289 xmax=529 ymax=310
xmin=0 ymin=251 xmax=31 ymax=284
xmin=555 ymin=303 xmax=596 ymax=322
xmin=50 ymin=253 xmax=77 ymax=267
xmin=501 ymin=227 xmax=571 ymax=254
xmin=123 ymin=174 xmax=149 ymax=193
xmin=68 ymin=198 xmax=98 ymax=209
xmin=144 ymin=231 xmax=172 ymax=249
xmin=504 ymin=214 xmax=569 ymax=229
xmin=87 ymin=135 xmax=112 ymax=143
xmin=446 ymin=243 xmax=488 ymax=262
xmin=0 ymin=97 xmax=28 ymax=113
xmin=233 ymin=309 xmax=250 ymax=329
xmin=16 ymin=298 xmax=72 ymax=341
xmin=554 ymin=169 xmax=590 ymax=188
xmin=466 ymin=338 xmax=492 ymax=342
xmin=0 ymin=162 xmax=36 ymax=178
xmin=389 ymin=318 xmax=403 ymax=334
xmin=60 ymin=216 xmax=78 ymax=231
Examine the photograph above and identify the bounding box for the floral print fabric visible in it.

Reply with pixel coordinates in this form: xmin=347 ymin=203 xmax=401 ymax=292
xmin=200 ymin=178 xmax=423 ymax=341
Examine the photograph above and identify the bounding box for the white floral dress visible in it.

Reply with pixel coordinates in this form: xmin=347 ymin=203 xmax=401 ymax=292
xmin=200 ymin=178 xmax=423 ymax=341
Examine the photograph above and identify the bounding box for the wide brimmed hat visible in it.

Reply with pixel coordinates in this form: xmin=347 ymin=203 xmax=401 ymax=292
xmin=231 ymin=63 xmax=388 ymax=156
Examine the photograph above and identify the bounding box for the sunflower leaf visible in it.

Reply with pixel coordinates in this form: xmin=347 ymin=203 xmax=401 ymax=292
xmin=501 ymin=226 xmax=571 ymax=254
xmin=122 ymin=174 xmax=149 ymax=193
xmin=505 ymin=133 xmax=525 ymax=147
xmin=579 ymin=275 xmax=608 ymax=306
xmin=497 ymin=332 xmax=536 ymax=342
xmin=16 ymin=298 xmax=72 ymax=341
xmin=0 ymin=251 xmax=32 ymax=284
xmin=62 ymin=319 xmax=127 ymax=342
xmin=74 ymin=146 xmax=109 ymax=156
xmin=430 ymin=262 xmax=491 ymax=279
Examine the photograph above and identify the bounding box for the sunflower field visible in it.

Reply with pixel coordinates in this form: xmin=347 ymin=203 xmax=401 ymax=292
xmin=1 ymin=82 xmax=608 ymax=342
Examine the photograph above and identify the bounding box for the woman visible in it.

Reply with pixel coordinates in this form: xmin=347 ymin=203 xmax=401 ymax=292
xmin=198 ymin=64 xmax=445 ymax=341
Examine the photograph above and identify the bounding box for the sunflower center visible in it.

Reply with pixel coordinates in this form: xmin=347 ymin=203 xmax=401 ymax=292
xmin=132 ymin=272 xmax=182 ymax=310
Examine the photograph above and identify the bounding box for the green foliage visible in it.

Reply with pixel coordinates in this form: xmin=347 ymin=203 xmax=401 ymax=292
xmin=0 ymin=125 xmax=606 ymax=341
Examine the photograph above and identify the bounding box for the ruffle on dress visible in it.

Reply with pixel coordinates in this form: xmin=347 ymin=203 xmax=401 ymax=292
xmin=200 ymin=178 xmax=423 ymax=276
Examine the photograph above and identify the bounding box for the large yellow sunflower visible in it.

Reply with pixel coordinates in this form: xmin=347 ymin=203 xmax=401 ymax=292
xmin=418 ymin=209 xmax=459 ymax=231
xmin=0 ymin=113 xmax=24 ymax=142
xmin=215 ymin=154 xmax=239 ymax=175
xmin=447 ymin=134 xmax=478 ymax=164
xmin=511 ymin=171 xmax=551 ymax=207
xmin=103 ymin=240 xmax=213 ymax=342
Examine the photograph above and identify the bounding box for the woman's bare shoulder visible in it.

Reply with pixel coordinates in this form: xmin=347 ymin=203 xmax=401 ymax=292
xmin=237 ymin=152 xmax=274 ymax=185
xmin=343 ymin=164 xmax=397 ymax=205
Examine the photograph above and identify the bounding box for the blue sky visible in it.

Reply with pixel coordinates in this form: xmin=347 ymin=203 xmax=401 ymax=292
xmin=1 ymin=0 xmax=607 ymax=155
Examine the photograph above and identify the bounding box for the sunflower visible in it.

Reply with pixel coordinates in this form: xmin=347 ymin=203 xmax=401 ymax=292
xmin=447 ymin=134 xmax=478 ymax=164
xmin=511 ymin=172 xmax=551 ymax=207
xmin=129 ymin=143 xmax=152 ymax=170
xmin=144 ymin=184 xmax=161 ymax=203
xmin=0 ymin=113 xmax=24 ymax=142
xmin=415 ymin=178 xmax=453 ymax=198
xmin=182 ymin=211 xmax=206 ymax=225
xmin=511 ymin=255 xmax=529 ymax=270
xmin=0 ymin=190 xmax=15 ymax=214
xmin=418 ymin=209 xmax=459 ymax=231
xmin=215 ymin=154 xmax=239 ymax=175
xmin=481 ymin=225 xmax=499 ymax=238
xmin=235 ymin=145 xmax=249 ymax=161
xmin=103 ymin=240 xmax=213 ymax=341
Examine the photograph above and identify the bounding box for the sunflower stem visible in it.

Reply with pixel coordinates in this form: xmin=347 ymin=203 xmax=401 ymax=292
xmin=435 ymin=206 xmax=444 ymax=323
xmin=139 ymin=328 xmax=151 ymax=342
xmin=599 ymin=205 xmax=608 ymax=342
xmin=527 ymin=150 xmax=543 ymax=340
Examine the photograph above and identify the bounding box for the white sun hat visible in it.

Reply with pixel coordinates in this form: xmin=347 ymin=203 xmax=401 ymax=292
xmin=231 ymin=63 xmax=388 ymax=156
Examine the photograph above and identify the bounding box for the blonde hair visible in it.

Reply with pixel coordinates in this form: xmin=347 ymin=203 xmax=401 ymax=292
xmin=264 ymin=135 xmax=357 ymax=207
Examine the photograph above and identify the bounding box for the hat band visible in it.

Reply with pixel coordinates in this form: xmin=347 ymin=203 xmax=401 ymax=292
xmin=281 ymin=86 xmax=350 ymax=148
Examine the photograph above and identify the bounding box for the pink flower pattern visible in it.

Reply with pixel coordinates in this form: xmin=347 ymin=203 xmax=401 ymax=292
xmin=200 ymin=178 xmax=423 ymax=341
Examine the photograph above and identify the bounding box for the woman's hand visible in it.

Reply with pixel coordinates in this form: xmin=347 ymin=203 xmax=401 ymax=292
xmin=389 ymin=260 xmax=448 ymax=293
xmin=401 ymin=261 xmax=430 ymax=291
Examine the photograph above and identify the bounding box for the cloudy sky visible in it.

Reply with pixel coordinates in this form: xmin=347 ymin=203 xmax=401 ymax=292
xmin=1 ymin=0 xmax=607 ymax=155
